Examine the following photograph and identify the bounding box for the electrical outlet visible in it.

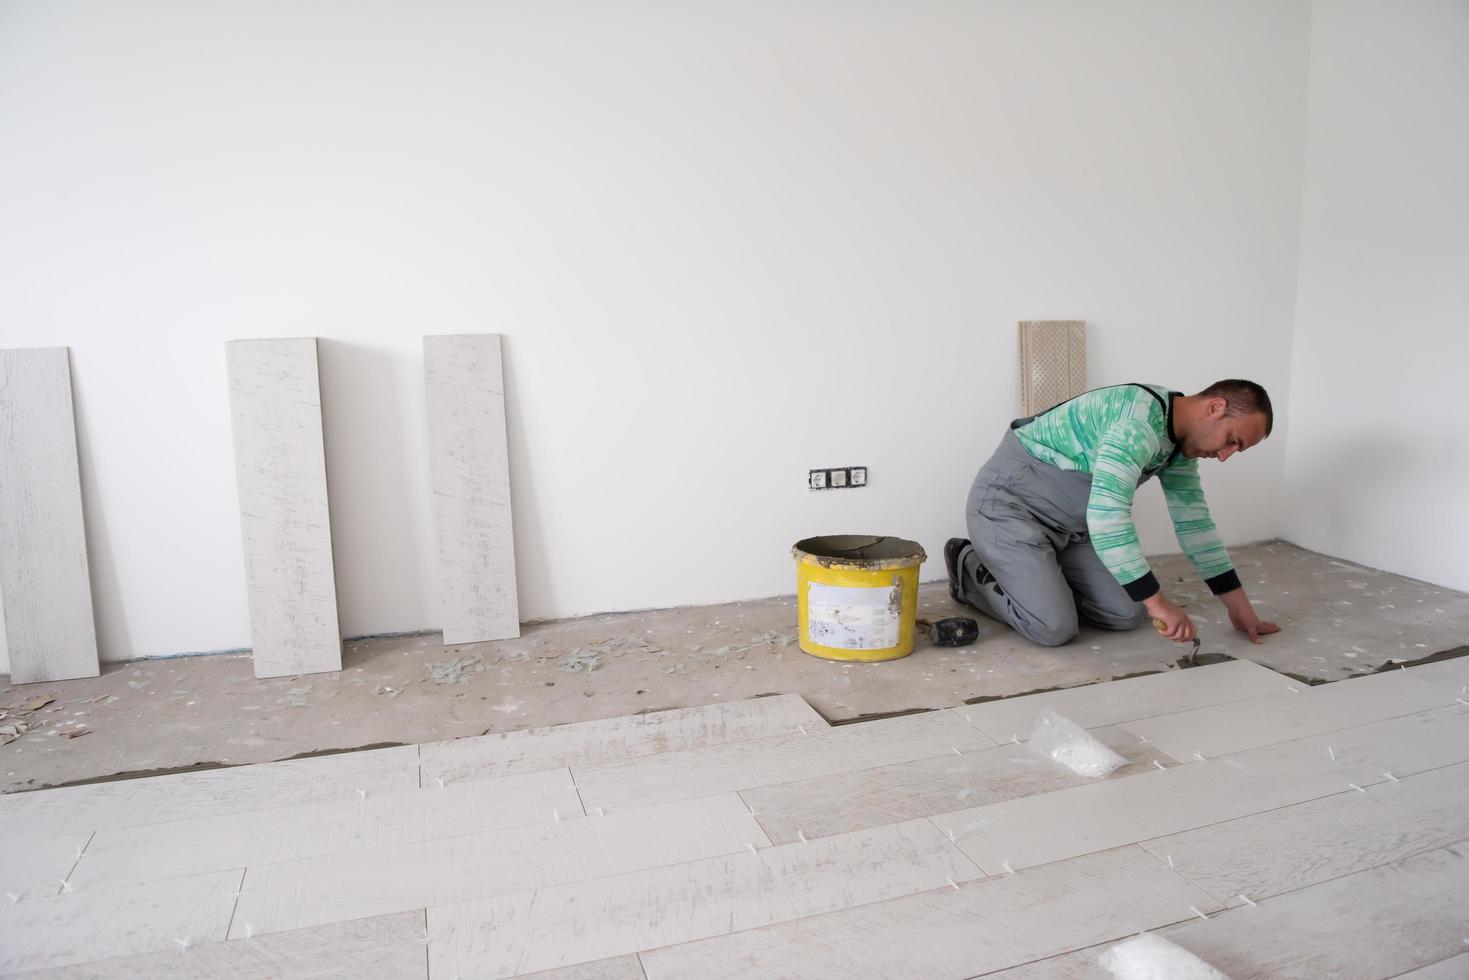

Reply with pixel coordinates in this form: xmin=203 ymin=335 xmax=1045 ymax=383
xmin=810 ymin=466 xmax=868 ymax=490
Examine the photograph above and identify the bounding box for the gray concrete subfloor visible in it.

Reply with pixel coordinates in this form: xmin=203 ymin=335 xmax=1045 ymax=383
xmin=2 ymin=541 xmax=1465 ymax=794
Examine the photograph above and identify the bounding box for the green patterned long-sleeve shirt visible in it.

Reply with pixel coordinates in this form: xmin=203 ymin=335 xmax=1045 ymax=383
xmin=1014 ymin=384 xmax=1242 ymax=602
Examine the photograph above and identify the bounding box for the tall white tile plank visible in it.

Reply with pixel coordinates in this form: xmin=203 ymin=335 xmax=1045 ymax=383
xmin=226 ymin=337 xmax=341 ymax=678
xmin=0 ymin=347 xmax=99 ymax=683
xmin=1146 ymin=843 xmax=1469 ymax=979
xmin=71 ymin=767 xmax=581 ymax=891
xmin=427 ymin=818 xmax=982 ymax=978
xmin=1121 ymin=669 xmax=1454 ymax=761
xmin=424 ymin=334 xmax=519 ymax=645
xmin=0 ymin=745 xmax=420 ymax=839
xmin=231 ymin=792 xmax=769 ymax=937
xmin=743 ymin=725 xmax=1177 ymax=845
xmin=639 ymin=846 xmax=1215 ymax=979
xmin=19 ymin=911 xmax=429 ymax=980
xmin=930 ymin=703 xmax=1469 ymax=874
xmin=0 ymin=869 xmax=242 ymax=973
xmin=575 ymin=709 xmax=996 ymax=812
xmin=1141 ymin=759 xmax=1469 ymax=905
xmin=419 ymin=694 xmax=827 ymax=784
xmin=960 ymin=659 xmax=1289 ymax=743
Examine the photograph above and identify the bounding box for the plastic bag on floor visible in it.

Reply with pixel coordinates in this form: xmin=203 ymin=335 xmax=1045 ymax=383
xmin=1028 ymin=709 xmax=1126 ymax=778
xmin=1098 ymin=934 xmax=1231 ymax=980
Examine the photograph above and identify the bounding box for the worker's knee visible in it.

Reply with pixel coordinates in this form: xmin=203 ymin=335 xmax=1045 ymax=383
xmin=1106 ymin=604 xmax=1149 ymax=631
xmin=1017 ymin=610 xmax=1080 ymax=648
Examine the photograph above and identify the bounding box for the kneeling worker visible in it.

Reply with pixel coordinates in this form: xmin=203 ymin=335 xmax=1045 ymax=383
xmin=945 ymin=380 xmax=1280 ymax=648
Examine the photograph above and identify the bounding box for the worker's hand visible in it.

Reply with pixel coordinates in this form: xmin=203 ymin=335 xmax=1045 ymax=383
xmin=1220 ymin=587 xmax=1280 ymax=644
xmin=1143 ymin=594 xmax=1196 ymax=643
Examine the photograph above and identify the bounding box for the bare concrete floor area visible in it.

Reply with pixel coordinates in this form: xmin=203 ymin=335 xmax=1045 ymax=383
xmin=2 ymin=542 xmax=1465 ymax=794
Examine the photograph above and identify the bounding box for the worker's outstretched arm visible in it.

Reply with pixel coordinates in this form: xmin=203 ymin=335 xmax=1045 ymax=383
xmin=1158 ymin=460 xmax=1280 ymax=643
xmin=1086 ymin=420 xmax=1195 ymax=642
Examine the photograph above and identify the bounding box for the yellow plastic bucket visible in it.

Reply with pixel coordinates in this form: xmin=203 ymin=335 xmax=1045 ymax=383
xmin=792 ymin=535 xmax=927 ymax=662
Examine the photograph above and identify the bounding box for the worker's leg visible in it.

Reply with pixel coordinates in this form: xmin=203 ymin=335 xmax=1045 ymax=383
xmin=1058 ymin=539 xmax=1149 ymax=632
xmin=957 ymin=507 xmax=1079 ymax=647
xmin=957 ymin=434 xmax=1080 ymax=646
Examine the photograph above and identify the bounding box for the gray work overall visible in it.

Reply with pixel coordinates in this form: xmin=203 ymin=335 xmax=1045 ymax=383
xmin=955 ymin=423 xmax=1150 ymax=647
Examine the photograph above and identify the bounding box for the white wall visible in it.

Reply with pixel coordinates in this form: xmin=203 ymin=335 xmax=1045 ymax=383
xmin=0 ymin=1 xmax=1309 ymax=665
xmin=1283 ymin=0 xmax=1469 ymax=592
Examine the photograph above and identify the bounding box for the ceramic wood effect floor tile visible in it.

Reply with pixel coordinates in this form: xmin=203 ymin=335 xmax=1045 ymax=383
xmin=958 ymin=659 xmax=1290 ymax=744
xmin=1139 ymin=759 xmax=1469 ymax=906
xmin=742 ymin=725 xmax=1176 ymax=845
xmin=929 ymin=703 xmax=1469 ymax=875
xmin=1144 ymin=843 xmax=1469 ymax=979
xmin=426 ymin=818 xmax=982 ymax=978
xmin=575 ymin=709 xmax=996 ymax=812
xmin=14 ymin=910 xmax=430 ymax=979
xmin=231 ymin=792 xmax=768 ymax=937
xmin=69 ymin=767 xmax=582 ymax=891
xmin=419 ymin=694 xmax=827 ymax=785
xmin=0 ymin=746 xmax=421 ymax=839
xmin=639 ymin=846 xmax=1216 ymax=979
xmin=1120 ymin=669 xmax=1453 ymax=762
xmin=0 ymin=869 xmax=243 ymax=973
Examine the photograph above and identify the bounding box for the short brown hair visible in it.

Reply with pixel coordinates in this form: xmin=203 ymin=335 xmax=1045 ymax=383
xmin=1197 ymin=379 xmax=1273 ymax=436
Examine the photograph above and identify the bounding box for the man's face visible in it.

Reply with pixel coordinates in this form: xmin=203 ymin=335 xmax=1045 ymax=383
xmin=1185 ymin=401 xmax=1268 ymax=462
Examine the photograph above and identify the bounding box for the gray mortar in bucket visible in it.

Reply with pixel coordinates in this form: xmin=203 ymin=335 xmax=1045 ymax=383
xmin=792 ymin=535 xmax=927 ymax=569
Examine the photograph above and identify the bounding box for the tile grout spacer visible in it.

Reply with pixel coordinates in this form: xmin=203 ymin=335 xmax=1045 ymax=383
xmin=1348 ymin=783 xmax=1366 ymax=793
xmin=1383 ymin=771 xmax=1399 ymax=782
xmin=797 ymin=830 xmax=808 ymax=844
xmin=745 ymin=842 xmax=757 ymax=856
xmin=6 ymin=892 xmax=19 ymax=904
xmin=1239 ymin=894 xmax=1257 ymax=907
xmin=1189 ymin=906 xmax=1209 ymax=921
xmin=947 ymin=877 xmax=960 ymax=891
xmin=1152 ymin=760 xmax=1166 ymax=770
xmin=1192 ymin=750 xmax=1206 ymax=762
xmin=1327 ymin=746 xmax=1335 ymax=761
xmin=174 ymin=937 xmax=190 ymax=951
xmin=1001 ymin=860 xmax=1015 ymax=875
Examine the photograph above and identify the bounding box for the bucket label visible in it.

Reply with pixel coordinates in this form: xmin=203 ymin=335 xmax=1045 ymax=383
xmin=806 ymin=582 xmax=902 ymax=650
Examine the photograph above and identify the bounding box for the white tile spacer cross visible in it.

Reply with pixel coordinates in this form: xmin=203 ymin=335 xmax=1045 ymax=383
xmin=1192 ymin=751 xmax=1206 ymax=762
xmin=1000 ymin=860 xmax=1015 ymax=875
xmin=952 ymin=746 xmax=963 ymax=756
xmin=1327 ymin=746 xmax=1335 ymax=761
xmin=58 ymin=879 xmax=72 ymax=893
xmin=1239 ymin=894 xmax=1257 ymax=908
xmin=1348 ymin=783 xmax=1367 ymax=793
xmin=744 ymin=842 xmax=757 ymax=856
xmin=1167 ymin=855 xmax=1175 ymax=869
xmin=594 ymin=806 xmax=606 ymax=817
xmin=435 ymin=778 xmax=445 ymax=789
xmin=1152 ymin=760 xmax=1166 ymax=771
xmin=173 ymin=938 xmax=190 ymax=952
xmin=1189 ymin=907 xmax=1209 ymax=921
xmin=356 ymin=788 xmax=366 ymax=800
xmin=1383 ymin=771 xmax=1400 ymax=782
xmin=5 ymin=892 xmax=19 ymax=904
xmin=947 ymin=877 xmax=960 ymax=891
xmin=797 ymin=830 xmax=808 ymax=844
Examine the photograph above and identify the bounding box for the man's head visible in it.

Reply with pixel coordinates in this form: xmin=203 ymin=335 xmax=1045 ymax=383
xmin=1178 ymin=379 xmax=1272 ymax=462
